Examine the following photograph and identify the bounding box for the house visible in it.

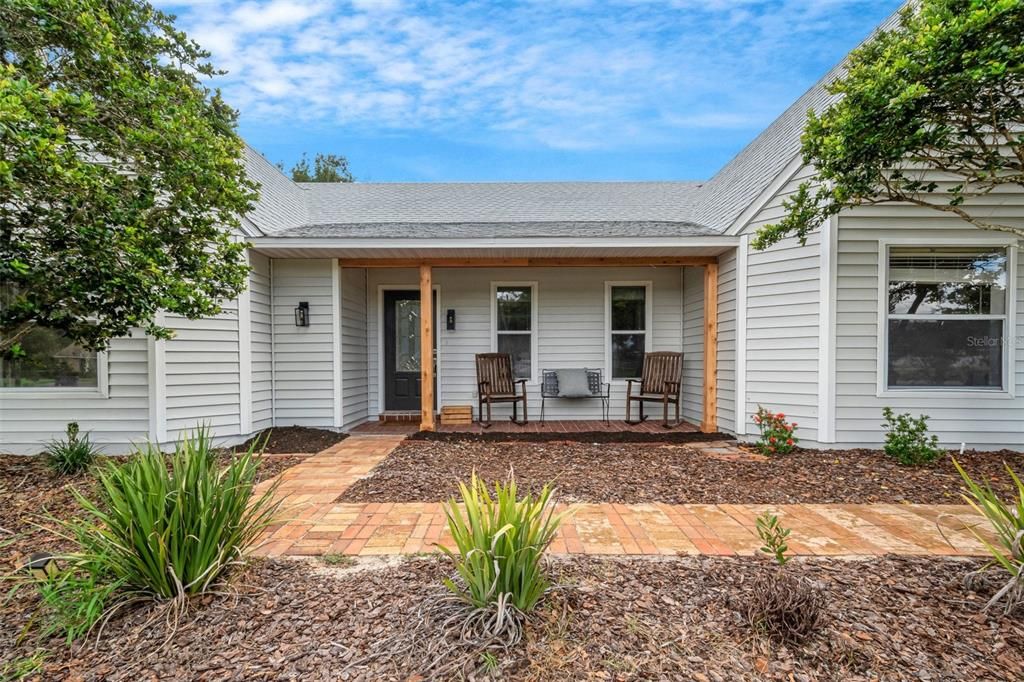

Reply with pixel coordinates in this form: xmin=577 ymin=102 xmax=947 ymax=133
xmin=1 ymin=15 xmax=1021 ymax=454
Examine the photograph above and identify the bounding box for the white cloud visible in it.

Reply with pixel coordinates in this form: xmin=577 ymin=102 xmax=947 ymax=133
xmin=157 ymin=0 xmax=900 ymax=151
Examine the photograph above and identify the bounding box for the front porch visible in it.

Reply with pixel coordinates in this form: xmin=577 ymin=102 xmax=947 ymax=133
xmin=341 ymin=256 xmax=722 ymax=434
xmin=351 ymin=417 xmax=703 ymax=435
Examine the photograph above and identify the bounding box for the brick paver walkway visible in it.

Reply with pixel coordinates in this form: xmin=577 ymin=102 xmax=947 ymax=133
xmin=251 ymin=435 xmax=993 ymax=559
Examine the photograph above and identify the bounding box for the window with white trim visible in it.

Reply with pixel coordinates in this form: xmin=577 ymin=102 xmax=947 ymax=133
xmin=0 ymin=326 xmax=99 ymax=388
xmin=608 ymin=283 xmax=650 ymax=379
xmin=494 ymin=284 xmax=535 ymax=380
xmin=885 ymin=246 xmax=1008 ymax=389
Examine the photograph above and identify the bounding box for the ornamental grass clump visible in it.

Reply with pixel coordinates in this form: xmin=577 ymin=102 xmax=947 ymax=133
xmin=742 ymin=511 xmax=824 ymax=643
xmin=45 ymin=422 xmax=99 ymax=475
xmin=952 ymin=459 xmax=1024 ymax=614
xmin=66 ymin=427 xmax=280 ymax=602
xmin=753 ymin=406 xmax=798 ymax=455
xmin=440 ymin=472 xmax=566 ymax=614
xmin=348 ymin=473 xmax=568 ymax=679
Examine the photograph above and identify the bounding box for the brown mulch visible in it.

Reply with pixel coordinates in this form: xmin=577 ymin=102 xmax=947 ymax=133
xmin=410 ymin=429 xmax=733 ymax=444
xmin=0 ymin=554 xmax=1020 ymax=681
xmin=233 ymin=426 xmax=348 ymax=454
xmin=338 ymin=441 xmax=1024 ymax=505
xmin=0 ymin=453 xmax=303 ymax=571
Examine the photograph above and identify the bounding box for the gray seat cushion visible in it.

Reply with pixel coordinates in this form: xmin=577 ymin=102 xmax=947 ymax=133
xmin=555 ymin=369 xmax=591 ymax=397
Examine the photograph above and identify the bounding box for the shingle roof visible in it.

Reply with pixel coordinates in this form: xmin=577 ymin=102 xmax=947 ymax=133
xmin=243 ymin=9 xmax=903 ymax=239
xmin=298 ymin=181 xmax=704 ymax=225
xmin=279 ymin=220 xmax=717 ymax=240
xmin=242 ymin=144 xmax=308 ymax=233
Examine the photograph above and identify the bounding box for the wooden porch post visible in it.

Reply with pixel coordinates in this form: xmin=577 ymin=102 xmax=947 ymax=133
xmin=419 ymin=264 xmax=435 ymax=432
xmin=702 ymin=261 xmax=718 ymax=433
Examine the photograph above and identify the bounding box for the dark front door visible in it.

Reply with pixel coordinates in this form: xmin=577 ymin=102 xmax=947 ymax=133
xmin=383 ymin=290 xmax=435 ymax=411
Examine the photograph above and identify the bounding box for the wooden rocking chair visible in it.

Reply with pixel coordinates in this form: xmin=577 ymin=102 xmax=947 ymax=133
xmin=475 ymin=353 xmax=528 ymax=428
xmin=625 ymin=351 xmax=683 ymax=428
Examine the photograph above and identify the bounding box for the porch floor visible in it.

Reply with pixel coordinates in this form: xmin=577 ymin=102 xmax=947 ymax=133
xmin=351 ymin=418 xmax=701 ymax=435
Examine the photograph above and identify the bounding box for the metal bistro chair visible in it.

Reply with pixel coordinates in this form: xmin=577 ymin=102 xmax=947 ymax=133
xmin=475 ymin=353 xmax=528 ymax=427
xmin=625 ymin=351 xmax=683 ymax=428
xmin=540 ymin=368 xmax=610 ymax=424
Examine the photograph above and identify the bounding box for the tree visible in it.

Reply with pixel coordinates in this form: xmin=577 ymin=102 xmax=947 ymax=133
xmin=288 ymin=152 xmax=354 ymax=183
xmin=0 ymin=0 xmax=258 ymax=356
xmin=754 ymin=0 xmax=1024 ymax=250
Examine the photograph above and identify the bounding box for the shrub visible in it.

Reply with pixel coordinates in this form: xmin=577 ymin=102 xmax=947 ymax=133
xmin=756 ymin=512 xmax=791 ymax=566
xmin=744 ymin=512 xmax=824 ymax=642
xmin=439 ymin=472 xmax=565 ymax=613
xmin=752 ymin=406 xmax=798 ymax=455
xmin=953 ymin=459 xmax=1024 ymax=613
xmin=44 ymin=422 xmax=99 ymax=475
xmin=65 ymin=427 xmax=280 ymax=601
xmin=882 ymin=408 xmax=944 ymax=466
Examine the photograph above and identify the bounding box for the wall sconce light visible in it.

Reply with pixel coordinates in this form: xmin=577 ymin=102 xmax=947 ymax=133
xmin=294 ymin=301 xmax=310 ymax=327
xmin=446 ymin=308 xmax=456 ymax=331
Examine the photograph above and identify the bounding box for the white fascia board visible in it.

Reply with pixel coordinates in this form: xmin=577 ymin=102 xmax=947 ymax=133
xmin=725 ymin=154 xmax=805 ymax=236
xmin=249 ymin=235 xmax=741 ymax=250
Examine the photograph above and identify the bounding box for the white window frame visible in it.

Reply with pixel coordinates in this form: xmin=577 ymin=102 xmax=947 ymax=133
xmin=0 ymin=347 xmax=109 ymax=398
xmin=876 ymin=237 xmax=1017 ymax=399
xmin=604 ymin=280 xmax=654 ymax=383
xmin=490 ymin=281 xmax=538 ymax=384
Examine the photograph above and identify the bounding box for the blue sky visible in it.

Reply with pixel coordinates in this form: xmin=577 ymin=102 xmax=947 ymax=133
xmin=157 ymin=0 xmax=903 ymax=181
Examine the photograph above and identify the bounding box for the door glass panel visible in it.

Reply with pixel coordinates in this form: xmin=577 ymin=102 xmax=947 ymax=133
xmin=395 ymin=299 xmax=420 ymax=371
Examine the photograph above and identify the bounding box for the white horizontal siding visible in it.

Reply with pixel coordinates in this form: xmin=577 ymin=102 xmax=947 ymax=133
xmin=341 ymin=267 xmax=369 ymax=429
xmin=164 ymin=298 xmax=241 ymax=440
xmin=0 ymin=336 xmax=151 ymax=454
xmin=833 ymin=211 xmax=1024 ymax=449
xmin=681 ymin=267 xmax=704 ymax=424
xmin=271 ymin=259 xmax=336 ymax=426
xmin=365 ymin=267 xmax=695 ymax=422
xmin=716 ymin=250 xmax=737 ymax=432
xmin=251 ymin=253 xmax=274 ymax=430
xmin=738 ymin=163 xmax=822 ymax=441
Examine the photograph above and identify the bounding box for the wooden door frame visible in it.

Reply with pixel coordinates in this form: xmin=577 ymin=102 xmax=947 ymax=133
xmin=376 ymin=283 xmax=441 ymax=416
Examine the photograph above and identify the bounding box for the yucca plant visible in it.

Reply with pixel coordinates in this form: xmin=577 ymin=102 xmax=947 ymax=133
xmin=65 ymin=427 xmax=280 ymax=600
xmin=953 ymin=459 xmax=1024 ymax=613
xmin=45 ymin=422 xmax=99 ymax=475
xmin=440 ymin=472 xmax=566 ymax=613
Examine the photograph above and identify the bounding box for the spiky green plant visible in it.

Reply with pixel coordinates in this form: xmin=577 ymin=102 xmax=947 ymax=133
xmin=953 ymin=459 xmax=1024 ymax=613
xmin=64 ymin=427 xmax=279 ymax=600
xmin=439 ymin=473 xmax=566 ymax=613
xmin=44 ymin=422 xmax=99 ymax=475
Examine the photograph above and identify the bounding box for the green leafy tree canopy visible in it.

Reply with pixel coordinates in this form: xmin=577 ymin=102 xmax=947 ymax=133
xmin=286 ymin=152 xmax=354 ymax=183
xmin=754 ymin=0 xmax=1024 ymax=250
xmin=0 ymin=0 xmax=258 ymax=354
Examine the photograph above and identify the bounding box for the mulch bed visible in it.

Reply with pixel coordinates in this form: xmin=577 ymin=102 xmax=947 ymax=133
xmin=1 ymin=554 xmax=1020 ymax=681
xmin=411 ymin=430 xmax=733 ymax=444
xmin=233 ymin=426 xmax=348 ymax=454
xmin=339 ymin=441 xmax=1024 ymax=505
xmin=0 ymin=453 xmax=302 ymax=572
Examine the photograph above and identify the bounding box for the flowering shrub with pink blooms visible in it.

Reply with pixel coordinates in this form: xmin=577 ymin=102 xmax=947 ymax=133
xmin=753 ymin=406 xmax=799 ymax=455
